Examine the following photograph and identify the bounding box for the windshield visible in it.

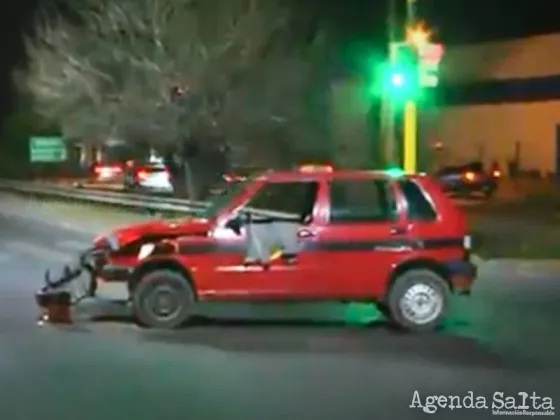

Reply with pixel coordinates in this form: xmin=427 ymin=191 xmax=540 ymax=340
xmin=199 ymin=180 xmax=248 ymax=219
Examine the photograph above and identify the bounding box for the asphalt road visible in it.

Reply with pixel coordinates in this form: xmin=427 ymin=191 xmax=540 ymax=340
xmin=0 ymin=193 xmax=559 ymax=419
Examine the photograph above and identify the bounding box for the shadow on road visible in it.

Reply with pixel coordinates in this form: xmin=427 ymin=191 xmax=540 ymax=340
xmin=52 ymin=299 xmax=511 ymax=371
xmin=138 ymin=317 xmax=507 ymax=369
xmin=47 ymin=284 xmax=560 ymax=374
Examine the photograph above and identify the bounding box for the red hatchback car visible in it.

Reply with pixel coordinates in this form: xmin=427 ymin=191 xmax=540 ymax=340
xmin=37 ymin=165 xmax=476 ymax=332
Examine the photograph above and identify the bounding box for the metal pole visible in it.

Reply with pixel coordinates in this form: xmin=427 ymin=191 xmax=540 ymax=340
xmin=403 ymin=101 xmax=417 ymax=172
xmin=403 ymin=0 xmax=418 ymax=172
xmin=380 ymin=0 xmax=397 ymax=167
xmin=407 ymin=0 xmax=416 ymax=23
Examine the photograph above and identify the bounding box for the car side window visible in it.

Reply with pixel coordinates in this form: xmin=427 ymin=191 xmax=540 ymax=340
xmin=398 ymin=180 xmax=437 ymax=221
xmin=329 ymin=179 xmax=397 ymax=223
xmin=245 ymin=181 xmax=319 ymax=219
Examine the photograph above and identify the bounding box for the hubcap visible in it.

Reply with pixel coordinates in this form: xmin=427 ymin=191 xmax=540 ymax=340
xmin=147 ymin=285 xmax=180 ymax=320
xmin=399 ymin=283 xmax=443 ymax=325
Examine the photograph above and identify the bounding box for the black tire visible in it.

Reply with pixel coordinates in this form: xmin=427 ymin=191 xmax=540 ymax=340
xmin=132 ymin=269 xmax=195 ymax=329
xmin=386 ymin=269 xmax=449 ymax=332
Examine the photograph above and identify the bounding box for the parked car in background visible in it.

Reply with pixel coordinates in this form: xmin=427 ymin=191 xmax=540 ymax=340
xmin=123 ymin=160 xmax=174 ymax=194
xmin=436 ymin=161 xmax=500 ymax=198
xmin=74 ymin=160 xmax=125 ymax=189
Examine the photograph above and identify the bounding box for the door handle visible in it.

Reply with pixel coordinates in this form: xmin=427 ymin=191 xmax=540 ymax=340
xmin=390 ymin=226 xmax=407 ymax=235
xmin=297 ymin=229 xmax=316 ymax=238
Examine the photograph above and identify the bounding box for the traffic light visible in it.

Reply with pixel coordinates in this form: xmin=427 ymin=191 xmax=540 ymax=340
xmin=384 ymin=43 xmax=420 ymax=102
xmin=407 ymin=25 xmax=444 ymax=88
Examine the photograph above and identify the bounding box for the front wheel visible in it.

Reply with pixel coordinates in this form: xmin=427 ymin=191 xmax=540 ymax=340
xmin=132 ymin=269 xmax=195 ymax=329
xmin=386 ymin=269 xmax=449 ymax=332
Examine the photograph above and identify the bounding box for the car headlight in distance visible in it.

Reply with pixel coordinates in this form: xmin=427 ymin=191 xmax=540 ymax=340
xmin=138 ymin=243 xmax=155 ymax=260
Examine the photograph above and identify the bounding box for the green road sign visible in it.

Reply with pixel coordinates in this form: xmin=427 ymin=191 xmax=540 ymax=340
xmin=29 ymin=136 xmax=67 ymax=162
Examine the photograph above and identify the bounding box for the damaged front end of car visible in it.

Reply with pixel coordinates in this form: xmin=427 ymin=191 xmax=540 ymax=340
xmin=35 ymin=247 xmax=107 ymax=325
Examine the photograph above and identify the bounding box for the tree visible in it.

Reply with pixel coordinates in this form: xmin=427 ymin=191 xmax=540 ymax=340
xmin=19 ymin=0 xmax=330 ymax=196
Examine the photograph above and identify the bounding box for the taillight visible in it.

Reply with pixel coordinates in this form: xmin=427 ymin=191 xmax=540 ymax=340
xmin=463 ymin=235 xmax=472 ymax=250
xmin=463 ymin=171 xmax=476 ymax=181
xmin=137 ymin=170 xmax=148 ymax=180
xmin=95 ymin=166 xmax=112 ymax=178
xmin=94 ymin=165 xmax=121 ymax=176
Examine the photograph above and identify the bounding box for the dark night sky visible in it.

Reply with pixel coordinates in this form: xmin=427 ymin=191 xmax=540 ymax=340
xmin=1 ymin=0 xmax=559 ymax=120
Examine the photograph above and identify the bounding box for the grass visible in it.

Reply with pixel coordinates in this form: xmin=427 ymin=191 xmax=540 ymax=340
xmin=472 ymin=229 xmax=560 ymax=259
xmin=466 ymin=194 xmax=560 ymax=259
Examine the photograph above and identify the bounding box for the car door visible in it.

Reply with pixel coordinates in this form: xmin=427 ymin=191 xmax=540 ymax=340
xmin=210 ymin=180 xmax=323 ymax=299
xmin=311 ymin=177 xmax=409 ymax=299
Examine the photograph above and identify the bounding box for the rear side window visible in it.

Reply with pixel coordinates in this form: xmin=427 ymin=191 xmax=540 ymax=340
xmin=398 ymin=180 xmax=437 ymax=221
xmin=329 ymin=179 xmax=397 ymax=223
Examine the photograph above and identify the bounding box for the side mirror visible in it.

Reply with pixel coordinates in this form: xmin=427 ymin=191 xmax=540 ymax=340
xmin=225 ymin=217 xmax=242 ymax=235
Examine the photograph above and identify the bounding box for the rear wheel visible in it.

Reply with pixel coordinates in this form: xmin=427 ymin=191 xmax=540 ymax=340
xmin=386 ymin=269 xmax=449 ymax=332
xmin=132 ymin=269 xmax=195 ymax=329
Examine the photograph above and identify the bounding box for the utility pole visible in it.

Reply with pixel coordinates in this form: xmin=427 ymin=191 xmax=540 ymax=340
xmin=380 ymin=0 xmax=398 ymax=167
xmin=406 ymin=0 xmax=416 ymax=23
xmin=403 ymin=0 xmax=418 ymax=172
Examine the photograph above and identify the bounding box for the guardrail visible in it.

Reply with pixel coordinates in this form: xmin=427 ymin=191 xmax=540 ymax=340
xmin=0 ymin=180 xmax=209 ymax=213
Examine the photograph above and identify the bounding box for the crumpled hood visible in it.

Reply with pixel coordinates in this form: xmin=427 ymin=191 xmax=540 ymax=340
xmin=96 ymin=217 xmax=211 ymax=248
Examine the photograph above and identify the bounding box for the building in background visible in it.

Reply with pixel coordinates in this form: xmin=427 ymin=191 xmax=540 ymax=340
xmin=427 ymin=33 xmax=560 ymax=176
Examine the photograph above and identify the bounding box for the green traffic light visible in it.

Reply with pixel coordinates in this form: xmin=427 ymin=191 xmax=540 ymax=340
xmin=386 ymin=66 xmax=422 ymax=103
xmin=369 ymin=43 xmax=422 ymax=102
xmin=391 ymin=73 xmax=405 ymax=87
xmin=370 ymin=62 xmax=420 ymax=101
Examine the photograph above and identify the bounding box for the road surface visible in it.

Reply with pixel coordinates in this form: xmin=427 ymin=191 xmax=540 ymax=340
xmin=0 ymin=192 xmax=558 ymax=419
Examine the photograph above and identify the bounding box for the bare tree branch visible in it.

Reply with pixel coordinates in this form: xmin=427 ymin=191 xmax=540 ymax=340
xmin=20 ymin=0 xmax=328 ymax=163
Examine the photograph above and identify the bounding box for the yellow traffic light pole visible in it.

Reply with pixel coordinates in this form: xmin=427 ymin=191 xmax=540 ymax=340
xmin=403 ymin=0 xmax=417 ymax=173
xmin=403 ymin=100 xmax=417 ymax=172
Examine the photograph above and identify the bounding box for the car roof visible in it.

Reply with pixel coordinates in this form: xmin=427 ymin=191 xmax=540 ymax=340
xmin=252 ymin=167 xmax=427 ymax=182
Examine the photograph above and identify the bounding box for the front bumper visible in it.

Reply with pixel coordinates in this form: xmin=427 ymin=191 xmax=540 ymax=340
xmin=444 ymin=259 xmax=477 ymax=295
xmin=137 ymin=181 xmax=174 ymax=193
xmin=35 ymin=248 xmax=123 ymax=323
